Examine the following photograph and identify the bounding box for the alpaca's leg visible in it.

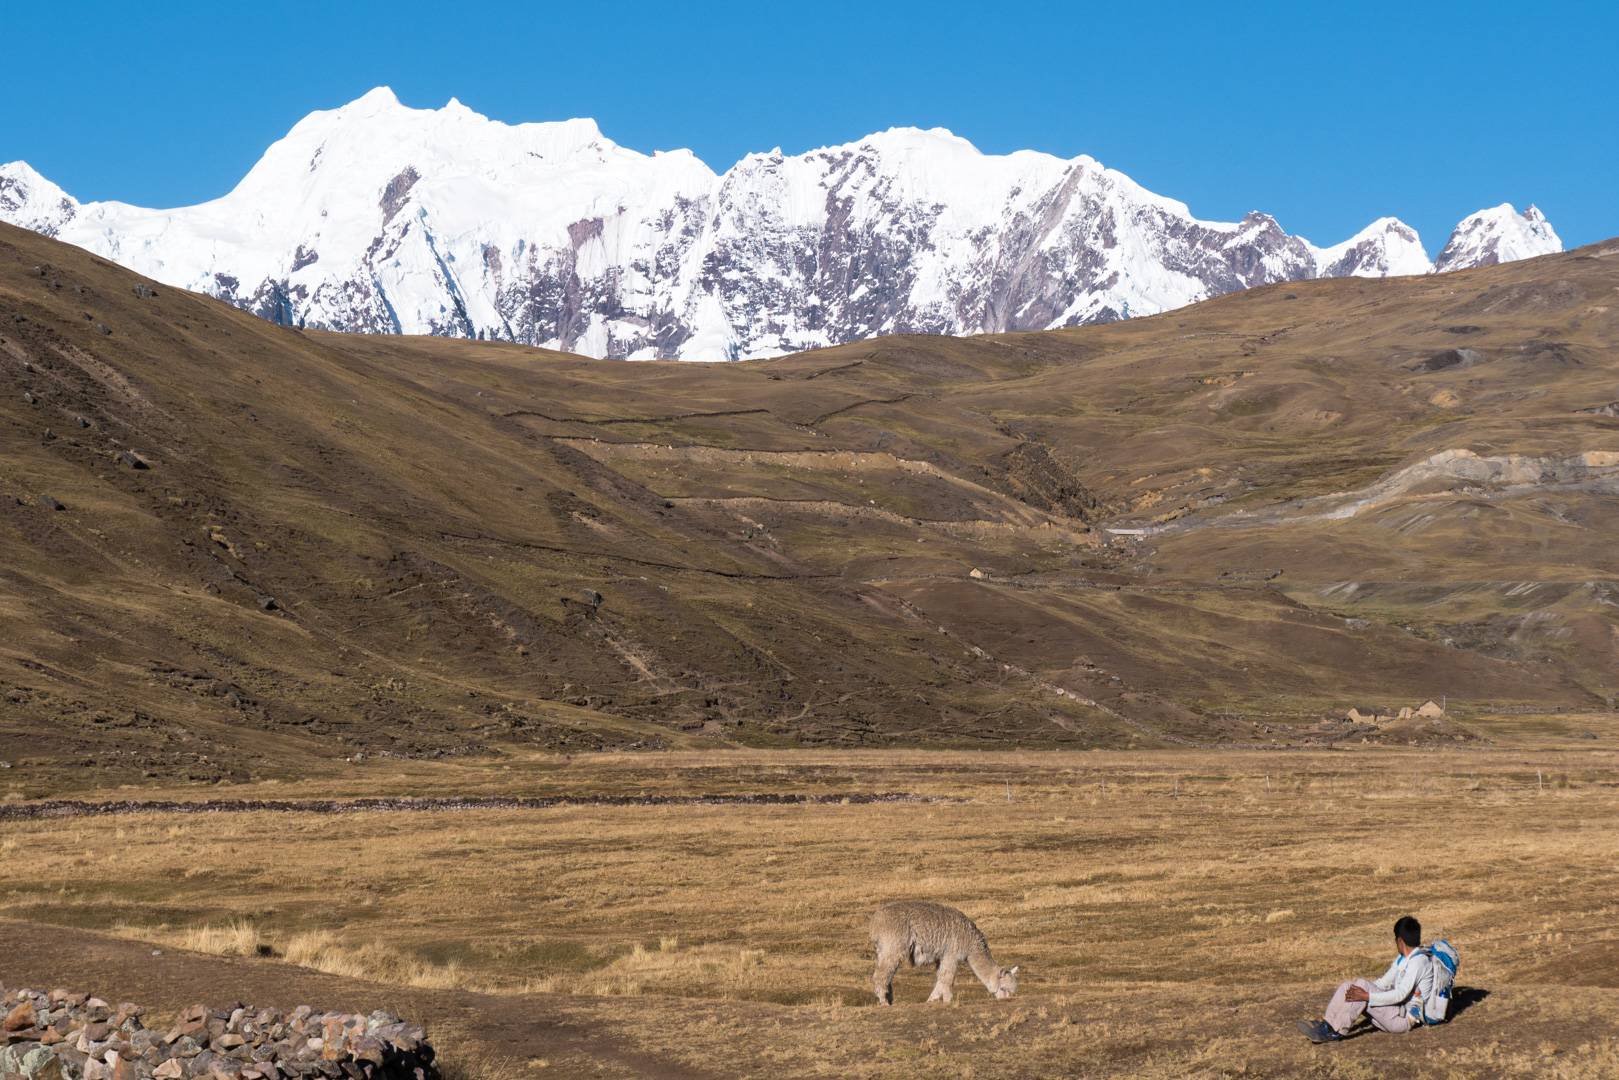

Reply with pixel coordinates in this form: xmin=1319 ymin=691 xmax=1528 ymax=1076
xmin=928 ymin=958 xmax=959 ymax=1003
xmin=873 ymin=948 xmax=903 ymax=1005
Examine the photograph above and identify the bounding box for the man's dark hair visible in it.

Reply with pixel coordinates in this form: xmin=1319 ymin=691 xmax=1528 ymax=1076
xmin=1394 ymin=916 xmax=1422 ymax=948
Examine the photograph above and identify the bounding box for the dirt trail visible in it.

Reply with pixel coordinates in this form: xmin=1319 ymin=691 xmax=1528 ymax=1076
xmin=563 ymin=437 xmax=1085 ymax=532
xmin=0 ymin=792 xmax=949 ymax=821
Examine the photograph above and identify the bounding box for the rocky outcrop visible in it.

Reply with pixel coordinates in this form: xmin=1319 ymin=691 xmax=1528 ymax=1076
xmin=1000 ymin=443 xmax=1099 ymax=521
xmin=0 ymin=987 xmax=437 ymax=1080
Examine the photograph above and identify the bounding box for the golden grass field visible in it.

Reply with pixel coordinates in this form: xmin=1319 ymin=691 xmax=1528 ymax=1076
xmin=6 ymin=735 xmax=1619 ymax=1078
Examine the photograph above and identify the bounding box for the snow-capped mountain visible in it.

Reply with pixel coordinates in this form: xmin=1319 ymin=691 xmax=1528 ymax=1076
xmin=1432 ymin=203 xmax=1562 ymax=273
xmin=0 ymin=89 xmax=1562 ymax=362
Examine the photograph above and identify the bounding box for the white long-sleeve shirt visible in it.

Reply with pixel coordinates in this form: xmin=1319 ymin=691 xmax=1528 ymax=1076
xmin=1369 ymin=949 xmax=1435 ymax=1013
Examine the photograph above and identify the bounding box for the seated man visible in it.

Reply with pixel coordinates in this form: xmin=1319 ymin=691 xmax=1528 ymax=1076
xmin=1299 ymin=916 xmax=1434 ymax=1043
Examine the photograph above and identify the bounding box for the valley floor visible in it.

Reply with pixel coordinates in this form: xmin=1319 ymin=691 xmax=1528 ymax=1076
xmin=4 ymin=737 xmax=1619 ymax=1079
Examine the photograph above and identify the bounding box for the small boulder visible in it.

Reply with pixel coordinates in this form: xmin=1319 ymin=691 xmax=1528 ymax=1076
xmin=22 ymin=392 xmax=36 ymax=405
xmin=93 ymin=324 xmax=111 ymax=336
xmin=36 ymin=495 xmax=63 ymax=512
xmin=578 ymin=588 xmax=603 ymax=608
xmin=256 ymin=598 xmax=277 ymax=611
xmin=117 ymin=451 xmax=148 ymax=470
xmin=2 ymin=998 xmax=36 ymax=1031
xmin=132 ymin=285 xmax=157 ymax=299
xmin=1581 ymin=731 xmax=1598 ymax=740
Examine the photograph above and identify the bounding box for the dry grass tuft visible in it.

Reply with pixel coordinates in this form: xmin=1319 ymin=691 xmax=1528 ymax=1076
xmin=180 ymin=920 xmax=269 ymax=957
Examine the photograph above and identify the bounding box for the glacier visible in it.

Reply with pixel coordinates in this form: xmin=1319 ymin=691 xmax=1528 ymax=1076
xmin=0 ymin=88 xmax=1563 ymax=362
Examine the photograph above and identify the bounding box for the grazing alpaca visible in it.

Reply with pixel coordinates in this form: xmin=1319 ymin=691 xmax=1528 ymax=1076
xmin=870 ymin=901 xmax=1019 ymax=1004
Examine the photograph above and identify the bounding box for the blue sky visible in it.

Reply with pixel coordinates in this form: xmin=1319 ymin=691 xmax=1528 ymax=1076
xmin=1 ymin=0 xmax=1614 ymax=252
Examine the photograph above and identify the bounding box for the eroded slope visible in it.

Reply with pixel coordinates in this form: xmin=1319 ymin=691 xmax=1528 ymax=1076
xmin=2 ymin=224 xmax=1615 ymax=784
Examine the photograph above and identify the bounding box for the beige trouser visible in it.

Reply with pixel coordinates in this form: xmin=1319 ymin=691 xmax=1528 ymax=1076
xmin=1324 ymin=978 xmax=1415 ymax=1034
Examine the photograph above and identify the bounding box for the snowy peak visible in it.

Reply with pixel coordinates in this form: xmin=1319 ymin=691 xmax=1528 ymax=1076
xmin=0 ymin=91 xmax=1566 ymax=361
xmin=1312 ymin=217 xmax=1432 ymax=278
xmin=0 ymin=161 xmax=79 ymax=237
xmin=1433 ymin=203 xmax=1562 ymax=273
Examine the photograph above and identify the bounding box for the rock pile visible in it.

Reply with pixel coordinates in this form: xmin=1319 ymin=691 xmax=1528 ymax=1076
xmin=0 ymin=988 xmax=438 ymax=1080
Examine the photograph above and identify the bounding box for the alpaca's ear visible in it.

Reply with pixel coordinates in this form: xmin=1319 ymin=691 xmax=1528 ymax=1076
xmin=1009 ymin=966 xmax=1019 ymax=975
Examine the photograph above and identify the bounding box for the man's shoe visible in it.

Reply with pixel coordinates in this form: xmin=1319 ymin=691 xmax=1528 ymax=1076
xmin=1297 ymin=1019 xmax=1340 ymax=1044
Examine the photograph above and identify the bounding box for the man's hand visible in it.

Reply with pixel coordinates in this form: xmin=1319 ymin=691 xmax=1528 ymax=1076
xmin=1345 ymin=983 xmax=1370 ymax=1003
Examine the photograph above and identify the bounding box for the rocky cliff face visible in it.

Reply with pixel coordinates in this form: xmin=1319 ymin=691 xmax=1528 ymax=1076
xmin=0 ymin=89 xmax=1561 ymax=362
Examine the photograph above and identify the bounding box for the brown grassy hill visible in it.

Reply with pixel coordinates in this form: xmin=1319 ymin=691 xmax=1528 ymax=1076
xmin=2 ymin=222 xmax=1616 ymax=783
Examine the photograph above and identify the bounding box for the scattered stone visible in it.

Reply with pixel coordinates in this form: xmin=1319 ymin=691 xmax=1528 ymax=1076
xmin=28 ymin=266 xmax=44 ymax=277
xmin=94 ymin=324 xmax=111 ymax=336
xmin=37 ymin=494 xmax=64 ymax=511
xmin=21 ymin=361 xmax=32 ymax=371
xmin=117 ymin=451 xmax=149 ymax=470
xmin=75 ymin=417 xmax=89 ymax=428
xmin=1581 ymin=731 xmax=1598 ymax=740
xmin=132 ymin=284 xmax=157 ymax=299
xmin=577 ymin=588 xmax=603 ymax=607
xmin=256 ymin=598 xmax=277 ymax=611
xmin=0 ymin=988 xmax=437 ymax=1080
xmin=23 ymin=392 xmax=36 ymax=404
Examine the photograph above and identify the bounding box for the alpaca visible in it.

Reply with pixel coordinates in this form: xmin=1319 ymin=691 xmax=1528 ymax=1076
xmin=869 ymin=901 xmax=1018 ymax=1004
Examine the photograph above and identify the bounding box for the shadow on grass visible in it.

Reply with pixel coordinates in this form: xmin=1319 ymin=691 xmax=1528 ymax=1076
xmin=1447 ymin=985 xmax=1490 ymax=1019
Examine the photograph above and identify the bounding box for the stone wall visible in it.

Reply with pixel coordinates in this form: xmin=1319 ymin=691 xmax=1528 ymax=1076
xmin=0 ymin=988 xmax=438 ymax=1080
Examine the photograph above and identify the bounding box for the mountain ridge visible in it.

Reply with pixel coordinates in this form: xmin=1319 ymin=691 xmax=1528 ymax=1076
xmin=0 ymin=88 xmax=1562 ymax=362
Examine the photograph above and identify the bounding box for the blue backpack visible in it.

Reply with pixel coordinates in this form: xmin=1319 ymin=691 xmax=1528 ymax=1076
xmin=1419 ymin=940 xmax=1460 ymax=1022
